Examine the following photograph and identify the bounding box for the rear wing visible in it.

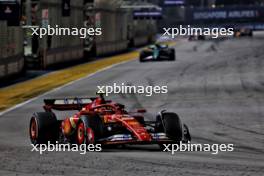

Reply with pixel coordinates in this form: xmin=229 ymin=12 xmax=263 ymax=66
xmin=43 ymin=97 xmax=94 ymax=111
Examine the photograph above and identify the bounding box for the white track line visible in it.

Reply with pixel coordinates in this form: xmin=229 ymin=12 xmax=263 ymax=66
xmin=0 ymin=60 xmax=133 ymax=117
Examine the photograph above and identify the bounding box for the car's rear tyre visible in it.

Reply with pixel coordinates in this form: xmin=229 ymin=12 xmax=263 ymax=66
xmin=76 ymin=114 xmax=104 ymax=145
xmin=29 ymin=112 xmax=58 ymax=144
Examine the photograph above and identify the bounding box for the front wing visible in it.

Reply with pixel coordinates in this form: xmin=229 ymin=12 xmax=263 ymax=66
xmin=141 ymin=53 xmax=172 ymax=61
xmin=98 ymin=133 xmax=173 ymax=145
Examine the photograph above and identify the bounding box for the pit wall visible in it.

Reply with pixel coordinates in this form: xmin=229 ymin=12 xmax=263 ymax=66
xmin=0 ymin=21 xmax=24 ymax=79
xmin=38 ymin=0 xmax=84 ymax=68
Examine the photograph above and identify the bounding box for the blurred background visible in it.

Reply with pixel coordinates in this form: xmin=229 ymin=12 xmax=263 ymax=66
xmin=0 ymin=0 xmax=264 ymax=80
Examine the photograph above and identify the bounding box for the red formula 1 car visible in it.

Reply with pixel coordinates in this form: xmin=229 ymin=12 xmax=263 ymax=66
xmin=29 ymin=94 xmax=191 ymax=148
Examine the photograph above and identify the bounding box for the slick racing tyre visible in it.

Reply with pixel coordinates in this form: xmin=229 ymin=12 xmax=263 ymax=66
xmin=139 ymin=52 xmax=147 ymax=62
xmin=156 ymin=112 xmax=183 ymax=142
xmin=76 ymin=114 xmax=104 ymax=145
xmin=139 ymin=51 xmax=151 ymax=62
xmin=169 ymin=49 xmax=175 ymax=61
xmin=29 ymin=112 xmax=58 ymax=144
xmin=183 ymin=124 xmax=191 ymax=142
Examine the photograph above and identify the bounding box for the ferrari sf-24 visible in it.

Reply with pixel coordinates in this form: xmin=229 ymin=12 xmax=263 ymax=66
xmin=29 ymin=94 xmax=191 ymax=149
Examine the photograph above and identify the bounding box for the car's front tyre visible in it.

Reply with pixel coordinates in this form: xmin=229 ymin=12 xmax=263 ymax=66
xmin=139 ymin=52 xmax=147 ymax=62
xmin=169 ymin=49 xmax=175 ymax=61
xmin=76 ymin=114 xmax=104 ymax=145
xmin=156 ymin=111 xmax=191 ymax=148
